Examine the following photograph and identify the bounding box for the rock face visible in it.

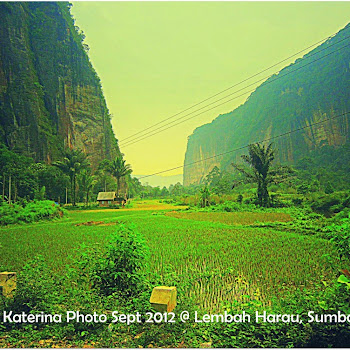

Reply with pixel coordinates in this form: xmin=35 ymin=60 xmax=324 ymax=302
xmin=0 ymin=2 xmax=120 ymax=167
xmin=184 ymin=24 xmax=350 ymax=186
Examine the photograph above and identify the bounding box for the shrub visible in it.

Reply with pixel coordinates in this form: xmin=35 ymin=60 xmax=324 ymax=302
xmin=0 ymin=200 xmax=64 ymax=225
xmin=342 ymin=193 xmax=350 ymax=208
xmin=92 ymin=224 xmax=150 ymax=298
xmin=324 ymin=211 xmax=350 ymax=260
xmin=5 ymin=256 xmax=62 ymax=314
xmin=292 ymin=197 xmax=303 ymax=206
xmin=311 ymin=193 xmax=344 ymax=216
xmin=125 ymin=201 xmax=134 ymax=208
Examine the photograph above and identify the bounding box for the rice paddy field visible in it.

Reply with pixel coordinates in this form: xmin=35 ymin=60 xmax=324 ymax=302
xmin=0 ymin=200 xmax=340 ymax=313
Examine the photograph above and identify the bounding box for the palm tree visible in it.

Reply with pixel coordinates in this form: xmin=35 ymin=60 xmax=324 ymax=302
xmin=232 ymin=143 xmax=275 ymax=207
xmin=53 ymin=148 xmax=89 ymax=206
xmin=106 ymin=156 xmax=132 ymax=197
xmin=79 ymin=169 xmax=96 ymax=205
xmin=232 ymin=143 xmax=294 ymax=207
xmin=98 ymin=159 xmax=113 ymax=192
xmin=199 ymin=185 xmax=210 ymax=208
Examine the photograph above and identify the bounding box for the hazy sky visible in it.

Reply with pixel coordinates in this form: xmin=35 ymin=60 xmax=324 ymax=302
xmin=71 ymin=1 xmax=350 ymax=176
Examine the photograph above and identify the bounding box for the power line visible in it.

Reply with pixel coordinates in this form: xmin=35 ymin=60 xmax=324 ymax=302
xmin=122 ymin=40 xmax=350 ymax=148
xmin=121 ymin=36 xmax=350 ymax=148
xmin=119 ymin=36 xmax=331 ymax=143
xmin=137 ymin=110 xmax=350 ymax=180
xmin=119 ymin=27 xmax=347 ymax=146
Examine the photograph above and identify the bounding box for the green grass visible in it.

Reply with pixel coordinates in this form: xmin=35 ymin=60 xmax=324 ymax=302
xmin=0 ymin=200 xmax=341 ymax=313
xmin=165 ymin=211 xmax=292 ymax=225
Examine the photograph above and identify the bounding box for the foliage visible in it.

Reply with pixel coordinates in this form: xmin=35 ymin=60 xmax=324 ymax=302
xmin=2 ymin=200 xmax=350 ymax=347
xmin=0 ymin=146 xmax=72 ymax=203
xmin=94 ymin=162 xmax=116 ymax=194
xmin=201 ymin=200 xmax=262 ymax=212
xmin=324 ymin=211 xmax=350 ymax=260
xmin=53 ymin=148 xmax=89 ymax=206
xmin=294 ymin=143 xmax=350 ymax=194
xmin=202 ymin=166 xmax=234 ymax=195
xmin=310 ymin=192 xmax=349 ymax=216
xmin=214 ymin=279 xmax=350 ymax=348
xmin=199 ymin=186 xmax=210 ymax=208
xmin=103 ymin=156 xmax=132 ymax=196
xmin=0 ymin=1 xmax=121 ymax=164
xmin=3 ymin=256 xmax=62 ymax=315
xmin=0 ymin=200 xmax=64 ymax=225
xmin=92 ymin=224 xmax=149 ymax=298
xmin=78 ymin=169 xmax=97 ymax=205
xmin=232 ymin=143 xmax=294 ymax=207
xmin=31 ymin=163 xmax=70 ymax=203
xmin=0 ymin=145 xmax=36 ymax=202
xmin=127 ymin=176 xmax=144 ymax=198
xmin=3 ymin=204 xmax=339 ymax=311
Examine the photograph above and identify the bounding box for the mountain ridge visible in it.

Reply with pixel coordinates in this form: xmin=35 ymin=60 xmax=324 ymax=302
xmin=183 ymin=23 xmax=350 ymax=186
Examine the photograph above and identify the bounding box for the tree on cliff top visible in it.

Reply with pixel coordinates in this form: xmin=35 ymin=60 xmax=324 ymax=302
xmin=232 ymin=143 xmax=293 ymax=207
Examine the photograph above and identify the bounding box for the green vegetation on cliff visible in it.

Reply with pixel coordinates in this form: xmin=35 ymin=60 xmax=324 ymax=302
xmin=0 ymin=2 xmax=120 ymax=165
xmin=184 ymin=23 xmax=350 ymax=186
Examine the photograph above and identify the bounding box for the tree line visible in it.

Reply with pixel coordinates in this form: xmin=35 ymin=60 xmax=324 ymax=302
xmin=198 ymin=141 xmax=350 ymax=208
xmin=0 ymin=145 xmax=189 ymax=206
xmin=1 ymin=140 xmax=349 ymax=208
xmin=0 ymin=146 xmax=136 ymax=206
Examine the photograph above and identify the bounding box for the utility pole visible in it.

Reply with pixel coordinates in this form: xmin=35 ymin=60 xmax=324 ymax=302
xmin=8 ymin=175 xmax=11 ymax=204
xmin=2 ymin=174 xmax=5 ymax=201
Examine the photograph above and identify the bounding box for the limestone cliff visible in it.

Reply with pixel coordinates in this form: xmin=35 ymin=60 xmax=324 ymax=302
xmin=0 ymin=2 xmax=120 ymax=167
xmin=184 ymin=23 xmax=350 ymax=186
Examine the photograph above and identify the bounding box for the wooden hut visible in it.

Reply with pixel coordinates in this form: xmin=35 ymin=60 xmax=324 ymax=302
xmin=97 ymin=192 xmax=126 ymax=207
xmin=97 ymin=192 xmax=117 ymax=207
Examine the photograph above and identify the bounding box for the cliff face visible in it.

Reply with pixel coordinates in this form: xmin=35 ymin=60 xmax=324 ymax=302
xmin=0 ymin=2 xmax=120 ymax=167
xmin=183 ymin=24 xmax=350 ymax=186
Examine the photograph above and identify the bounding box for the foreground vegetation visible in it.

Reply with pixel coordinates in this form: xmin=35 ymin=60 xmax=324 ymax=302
xmin=1 ymin=200 xmax=350 ymax=347
xmin=1 ymin=141 xmax=350 ymax=347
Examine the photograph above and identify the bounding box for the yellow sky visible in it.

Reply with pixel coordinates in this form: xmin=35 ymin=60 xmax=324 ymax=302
xmin=71 ymin=1 xmax=350 ymax=176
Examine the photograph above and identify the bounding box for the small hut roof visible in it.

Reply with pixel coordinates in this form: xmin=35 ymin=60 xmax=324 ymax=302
xmin=97 ymin=192 xmax=116 ymax=201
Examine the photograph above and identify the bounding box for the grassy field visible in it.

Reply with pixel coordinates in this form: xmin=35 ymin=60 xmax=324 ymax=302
xmin=165 ymin=210 xmax=292 ymax=225
xmin=0 ymin=200 xmax=339 ymax=313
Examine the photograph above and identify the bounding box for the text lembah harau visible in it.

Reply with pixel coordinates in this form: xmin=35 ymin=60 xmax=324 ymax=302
xmin=193 ymin=311 xmax=302 ymax=323
xmin=194 ymin=311 xmax=350 ymax=324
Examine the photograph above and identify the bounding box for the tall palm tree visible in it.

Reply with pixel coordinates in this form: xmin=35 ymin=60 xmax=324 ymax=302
xmin=232 ymin=143 xmax=294 ymax=207
xmin=53 ymin=148 xmax=89 ymax=206
xmin=107 ymin=156 xmax=132 ymax=197
xmin=232 ymin=143 xmax=275 ymax=207
xmin=79 ymin=169 xmax=96 ymax=205
xmin=98 ymin=159 xmax=112 ymax=192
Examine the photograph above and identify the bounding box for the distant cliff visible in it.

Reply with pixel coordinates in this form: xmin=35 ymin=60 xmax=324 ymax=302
xmin=0 ymin=2 xmax=120 ymax=167
xmin=184 ymin=23 xmax=350 ymax=186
